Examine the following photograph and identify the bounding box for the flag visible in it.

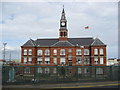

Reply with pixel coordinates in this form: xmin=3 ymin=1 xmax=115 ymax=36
xmin=85 ymin=26 xmax=89 ymax=29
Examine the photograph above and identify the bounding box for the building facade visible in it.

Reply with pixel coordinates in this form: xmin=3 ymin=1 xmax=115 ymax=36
xmin=21 ymin=7 xmax=107 ymax=66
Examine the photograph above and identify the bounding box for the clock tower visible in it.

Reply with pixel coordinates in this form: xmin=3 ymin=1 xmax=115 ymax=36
xmin=59 ymin=6 xmax=68 ymax=41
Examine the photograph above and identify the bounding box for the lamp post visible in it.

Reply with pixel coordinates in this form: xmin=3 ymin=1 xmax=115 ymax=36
xmin=3 ymin=43 xmax=7 ymax=61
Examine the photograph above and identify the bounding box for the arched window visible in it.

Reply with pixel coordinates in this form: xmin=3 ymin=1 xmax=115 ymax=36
xmin=94 ymin=49 xmax=98 ymax=55
xmin=28 ymin=49 xmax=32 ymax=55
xmin=37 ymin=50 xmax=42 ymax=55
xmin=53 ymin=49 xmax=57 ymax=55
xmin=100 ymin=48 xmax=103 ymax=55
xmin=45 ymin=49 xmax=50 ymax=55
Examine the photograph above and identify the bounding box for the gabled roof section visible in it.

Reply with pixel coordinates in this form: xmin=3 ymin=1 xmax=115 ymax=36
xmin=52 ymin=41 xmax=74 ymax=47
xmin=23 ymin=39 xmax=36 ymax=46
xmin=36 ymin=39 xmax=58 ymax=46
xmin=91 ymin=38 xmax=105 ymax=46
xmin=68 ymin=38 xmax=94 ymax=46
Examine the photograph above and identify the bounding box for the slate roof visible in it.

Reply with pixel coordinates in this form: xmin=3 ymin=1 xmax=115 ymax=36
xmin=22 ymin=37 xmax=106 ymax=47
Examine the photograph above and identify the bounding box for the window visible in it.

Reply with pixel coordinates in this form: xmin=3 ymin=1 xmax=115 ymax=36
xmin=60 ymin=57 xmax=65 ymax=64
xmin=45 ymin=57 xmax=50 ymax=64
xmin=38 ymin=67 xmax=42 ymax=73
xmin=28 ymin=49 xmax=32 ymax=55
xmin=53 ymin=49 xmax=57 ymax=55
xmin=28 ymin=57 xmax=32 ymax=64
xmin=96 ymin=68 xmax=103 ymax=74
xmin=53 ymin=57 xmax=57 ymax=64
xmin=53 ymin=68 xmax=57 ymax=74
xmin=100 ymin=48 xmax=104 ymax=55
xmin=37 ymin=57 xmax=42 ymax=64
xmin=68 ymin=49 xmax=72 ymax=53
xmin=76 ymin=57 xmax=82 ymax=64
xmin=60 ymin=49 xmax=65 ymax=55
xmin=84 ymin=57 xmax=90 ymax=64
xmin=37 ymin=50 xmax=42 ymax=55
xmin=94 ymin=49 xmax=98 ymax=55
xmin=24 ymin=57 xmax=27 ymax=64
xmin=45 ymin=68 xmax=49 ymax=73
xmin=68 ymin=55 xmax=72 ymax=60
xmin=24 ymin=49 xmax=27 ymax=55
xmin=76 ymin=49 xmax=82 ymax=55
xmin=84 ymin=49 xmax=89 ymax=55
xmin=24 ymin=67 xmax=30 ymax=73
xmin=100 ymin=57 xmax=104 ymax=64
xmin=45 ymin=49 xmax=50 ymax=55
xmin=94 ymin=57 xmax=98 ymax=64
xmin=78 ymin=68 xmax=82 ymax=74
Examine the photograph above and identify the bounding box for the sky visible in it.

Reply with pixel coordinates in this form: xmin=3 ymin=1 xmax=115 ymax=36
xmin=0 ymin=1 xmax=118 ymax=60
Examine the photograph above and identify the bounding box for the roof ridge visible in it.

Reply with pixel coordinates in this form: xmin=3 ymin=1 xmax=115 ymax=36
xmin=30 ymin=39 xmax=35 ymax=46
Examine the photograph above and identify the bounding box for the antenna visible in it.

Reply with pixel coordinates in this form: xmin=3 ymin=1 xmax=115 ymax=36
xmin=3 ymin=43 xmax=7 ymax=60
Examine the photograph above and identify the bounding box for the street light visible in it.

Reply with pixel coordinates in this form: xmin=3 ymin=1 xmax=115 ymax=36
xmin=3 ymin=43 xmax=7 ymax=61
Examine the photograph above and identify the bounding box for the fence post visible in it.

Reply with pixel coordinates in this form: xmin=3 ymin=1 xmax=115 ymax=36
xmin=110 ymin=66 xmax=113 ymax=80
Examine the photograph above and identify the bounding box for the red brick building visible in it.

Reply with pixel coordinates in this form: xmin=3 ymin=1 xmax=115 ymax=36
xmin=21 ymin=7 xmax=107 ymax=66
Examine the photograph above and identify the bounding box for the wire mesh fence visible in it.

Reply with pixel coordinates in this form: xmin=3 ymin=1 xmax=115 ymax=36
xmin=2 ymin=66 xmax=120 ymax=85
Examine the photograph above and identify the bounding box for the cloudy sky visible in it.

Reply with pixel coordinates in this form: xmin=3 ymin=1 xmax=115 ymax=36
xmin=0 ymin=1 xmax=118 ymax=60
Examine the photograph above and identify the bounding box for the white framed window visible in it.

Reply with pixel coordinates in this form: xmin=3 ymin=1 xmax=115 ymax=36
xmin=24 ymin=49 xmax=27 ymax=55
xmin=45 ymin=68 xmax=49 ymax=73
xmin=45 ymin=57 xmax=50 ymax=64
xmin=76 ymin=57 xmax=82 ymax=64
xmin=68 ymin=55 xmax=72 ymax=60
xmin=53 ymin=49 xmax=57 ymax=55
xmin=53 ymin=57 xmax=57 ymax=64
xmin=78 ymin=68 xmax=82 ymax=74
xmin=60 ymin=57 xmax=65 ymax=64
xmin=76 ymin=49 xmax=82 ymax=55
xmin=45 ymin=49 xmax=50 ymax=55
xmin=100 ymin=57 xmax=104 ymax=64
xmin=68 ymin=49 xmax=72 ymax=53
xmin=100 ymin=48 xmax=104 ymax=55
xmin=38 ymin=67 xmax=42 ymax=73
xmin=37 ymin=50 xmax=42 ymax=55
xmin=28 ymin=49 xmax=32 ymax=55
xmin=94 ymin=49 xmax=98 ymax=55
xmin=60 ymin=49 xmax=65 ymax=55
xmin=28 ymin=57 xmax=32 ymax=64
xmin=37 ymin=57 xmax=42 ymax=64
xmin=96 ymin=68 xmax=103 ymax=74
xmin=24 ymin=57 xmax=27 ymax=64
xmin=84 ymin=57 xmax=90 ymax=64
xmin=94 ymin=57 xmax=98 ymax=64
xmin=84 ymin=49 xmax=89 ymax=55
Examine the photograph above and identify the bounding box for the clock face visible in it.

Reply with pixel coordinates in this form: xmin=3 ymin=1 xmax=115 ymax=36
xmin=61 ymin=22 xmax=65 ymax=26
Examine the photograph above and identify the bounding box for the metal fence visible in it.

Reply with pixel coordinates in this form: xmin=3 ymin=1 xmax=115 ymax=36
xmin=2 ymin=66 xmax=120 ymax=85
